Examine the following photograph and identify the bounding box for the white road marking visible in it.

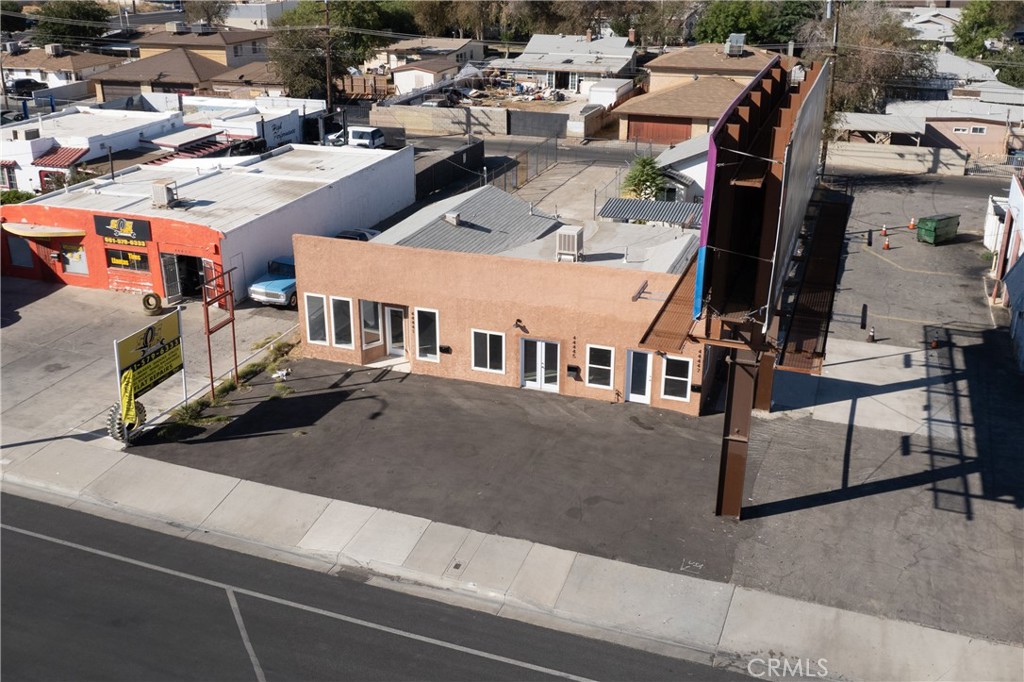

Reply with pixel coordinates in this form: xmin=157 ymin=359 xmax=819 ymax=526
xmin=2 ymin=523 xmax=597 ymax=682
xmin=227 ymin=588 xmax=266 ymax=682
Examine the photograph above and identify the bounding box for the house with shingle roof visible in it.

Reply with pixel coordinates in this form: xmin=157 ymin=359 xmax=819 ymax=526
xmin=0 ymin=45 xmax=126 ymax=89
xmin=210 ymin=60 xmax=286 ymax=98
xmin=614 ymin=76 xmax=744 ymax=144
xmin=90 ymin=48 xmax=230 ymax=102
xmin=645 ymin=42 xmax=775 ymax=93
xmin=390 ymin=58 xmax=461 ymax=95
xmin=136 ymin=25 xmax=269 ymax=68
xmin=364 ymin=37 xmax=485 ymax=72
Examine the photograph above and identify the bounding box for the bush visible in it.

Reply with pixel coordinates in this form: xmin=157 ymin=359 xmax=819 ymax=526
xmin=1 ymin=190 xmax=35 ymax=204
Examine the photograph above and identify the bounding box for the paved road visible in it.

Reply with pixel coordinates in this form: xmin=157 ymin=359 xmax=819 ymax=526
xmin=0 ymin=494 xmax=745 ymax=682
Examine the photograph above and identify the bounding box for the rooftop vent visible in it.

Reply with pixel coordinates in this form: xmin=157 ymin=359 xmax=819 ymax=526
xmin=444 ymin=211 xmax=460 ymax=226
xmin=724 ymin=33 xmax=746 ymax=57
xmin=165 ymin=21 xmax=188 ymax=34
xmin=152 ymin=179 xmax=178 ymax=208
xmin=44 ymin=43 xmax=63 ymax=57
xmin=790 ymin=63 xmax=807 ymax=85
xmin=192 ymin=22 xmax=214 ymax=35
xmin=24 ymin=129 xmax=40 ymax=140
xmin=555 ymin=225 xmax=584 ymax=263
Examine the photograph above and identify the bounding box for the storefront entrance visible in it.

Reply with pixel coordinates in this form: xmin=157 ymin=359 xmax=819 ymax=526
xmin=160 ymin=253 xmax=205 ymax=303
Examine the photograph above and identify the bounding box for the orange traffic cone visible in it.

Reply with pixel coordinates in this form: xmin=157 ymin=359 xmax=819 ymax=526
xmin=909 ymin=217 xmax=917 ymax=230
xmin=883 ymin=237 xmax=891 ymax=250
xmin=881 ymin=224 xmax=888 ymax=237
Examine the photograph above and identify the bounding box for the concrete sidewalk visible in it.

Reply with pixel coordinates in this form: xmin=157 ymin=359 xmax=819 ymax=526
xmin=4 ymin=442 xmax=1021 ymax=681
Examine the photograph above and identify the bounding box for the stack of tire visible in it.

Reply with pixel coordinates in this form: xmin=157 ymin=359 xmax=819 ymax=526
xmin=107 ymin=402 xmax=146 ymax=443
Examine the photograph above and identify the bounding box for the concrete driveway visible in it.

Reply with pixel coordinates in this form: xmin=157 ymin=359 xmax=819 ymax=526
xmin=1 ymin=277 xmax=297 ymax=452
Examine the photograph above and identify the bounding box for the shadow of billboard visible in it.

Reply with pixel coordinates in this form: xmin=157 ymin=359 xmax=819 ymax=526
xmin=744 ymin=324 xmax=1023 ymax=518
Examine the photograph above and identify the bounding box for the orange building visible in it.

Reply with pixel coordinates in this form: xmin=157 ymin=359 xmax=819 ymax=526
xmin=296 ymin=186 xmax=715 ymax=416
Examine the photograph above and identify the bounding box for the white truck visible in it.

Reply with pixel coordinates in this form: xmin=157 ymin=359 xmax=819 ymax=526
xmin=326 ymin=125 xmax=385 ymax=149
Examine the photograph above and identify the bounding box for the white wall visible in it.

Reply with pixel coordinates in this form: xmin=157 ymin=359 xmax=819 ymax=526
xmin=221 ymin=146 xmax=416 ymax=298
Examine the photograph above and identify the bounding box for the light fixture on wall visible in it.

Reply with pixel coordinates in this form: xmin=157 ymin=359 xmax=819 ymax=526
xmin=513 ymin=318 xmax=529 ymax=333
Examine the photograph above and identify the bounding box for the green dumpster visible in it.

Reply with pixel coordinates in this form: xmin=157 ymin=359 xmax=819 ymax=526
xmin=916 ymin=213 xmax=960 ymax=245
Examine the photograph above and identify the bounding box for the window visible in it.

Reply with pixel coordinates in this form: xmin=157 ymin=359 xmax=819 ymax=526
xmin=953 ymin=127 xmax=968 ymax=134
xmin=330 ymin=296 xmax=353 ymax=348
xmin=360 ymin=300 xmax=382 ymax=347
xmin=305 ymin=293 xmax=327 ymax=345
xmin=105 ymin=248 xmax=149 ymax=271
xmin=62 ymin=244 xmax=88 ymax=275
xmin=2 ymin=167 xmax=16 ymax=189
xmin=585 ymin=345 xmax=614 ymax=389
xmin=415 ymin=308 xmax=439 ymax=361
xmin=661 ymin=356 xmax=692 ymax=402
xmin=7 ymin=235 xmax=33 ymax=268
xmin=251 ymin=41 xmax=262 ymax=54
xmin=233 ymin=45 xmax=243 ymax=58
xmin=970 ymin=126 xmax=987 ymax=135
xmin=472 ymin=330 xmax=504 ymax=373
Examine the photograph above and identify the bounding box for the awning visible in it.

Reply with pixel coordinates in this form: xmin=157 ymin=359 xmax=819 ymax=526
xmin=32 ymin=146 xmax=88 ymax=168
xmin=599 ymin=198 xmax=702 ymax=226
xmin=2 ymin=222 xmax=86 ymax=238
xmin=0 ymin=159 xmax=16 ymax=168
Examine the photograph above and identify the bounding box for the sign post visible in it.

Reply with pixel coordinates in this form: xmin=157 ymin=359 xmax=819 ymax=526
xmin=112 ymin=309 xmax=186 ymax=441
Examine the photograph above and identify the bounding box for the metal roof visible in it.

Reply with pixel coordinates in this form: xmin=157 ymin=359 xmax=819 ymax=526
xmin=21 ymin=144 xmax=409 ymax=236
xmin=489 ymin=34 xmax=634 ymax=75
xmin=837 ymin=112 xmax=926 ymax=135
xmin=32 ymin=146 xmax=88 ymax=168
xmin=373 ymin=185 xmax=559 ymax=255
xmin=887 ymin=99 xmax=1024 ymax=123
xmin=599 ymin=199 xmax=702 ymax=227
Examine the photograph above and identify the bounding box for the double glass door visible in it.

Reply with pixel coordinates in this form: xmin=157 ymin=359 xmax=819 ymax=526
xmin=521 ymin=339 xmax=559 ymax=392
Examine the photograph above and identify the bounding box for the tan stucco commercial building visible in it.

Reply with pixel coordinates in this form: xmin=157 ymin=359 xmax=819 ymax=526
xmin=295 ymin=186 xmax=712 ymax=416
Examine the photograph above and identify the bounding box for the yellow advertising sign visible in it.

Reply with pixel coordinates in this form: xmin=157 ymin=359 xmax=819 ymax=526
xmin=120 ymin=369 xmax=136 ymax=424
xmin=115 ymin=310 xmax=184 ymax=399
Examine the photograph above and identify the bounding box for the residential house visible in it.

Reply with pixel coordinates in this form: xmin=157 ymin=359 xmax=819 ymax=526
xmin=90 ymin=48 xmax=229 ymax=101
xmin=0 ymin=44 xmax=125 ymax=89
xmin=644 ymin=42 xmax=775 ymax=93
xmin=0 ymin=107 xmax=185 ymax=193
xmin=136 ymin=23 xmax=269 ymax=68
xmin=952 ymin=79 xmax=1024 ymax=106
xmin=900 ymin=51 xmax=998 ymax=100
xmin=613 ymin=75 xmax=744 ymax=144
xmin=1 ymin=144 xmax=416 ymax=301
xmin=221 ymin=1 xmax=300 ymax=30
xmin=364 ymin=37 xmax=485 ymax=72
xmin=391 ymin=59 xmax=460 ymax=96
xmin=902 ymin=7 xmax=960 ymax=46
xmin=210 ymin=61 xmax=286 ymax=98
xmin=886 ymin=99 xmax=1024 ymax=157
xmin=489 ymin=33 xmax=637 ymax=94
xmin=295 ymin=184 xmax=711 ymax=416
xmin=655 ymin=132 xmax=711 ymax=201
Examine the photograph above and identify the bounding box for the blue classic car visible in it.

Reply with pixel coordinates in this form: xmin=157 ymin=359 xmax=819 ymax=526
xmin=248 ymin=256 xmax=297 ymax=308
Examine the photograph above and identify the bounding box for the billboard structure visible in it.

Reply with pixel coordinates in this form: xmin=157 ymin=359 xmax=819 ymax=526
xmin=683 ymin=56 xmax=850 ymax=517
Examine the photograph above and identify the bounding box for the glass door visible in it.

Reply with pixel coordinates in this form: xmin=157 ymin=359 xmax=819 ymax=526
xmin=160 ymin=253 xmax=182 ymax=304
xmin=521 ymin=339 xmax=559 ymax=392
xmin=626 ymin=350 xmax=652 ymax=404
xmin=385 ymin=306 xmax=405 ymax=357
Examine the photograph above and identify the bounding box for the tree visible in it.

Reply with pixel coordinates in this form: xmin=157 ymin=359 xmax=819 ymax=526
xmin=622 ymin=156 xmax=663 ymax=201
xmin=1 ymin=0 xmax=28 ymax=33
xmin=269 ymin=1 xmax=389 ymax=100
xmin=799 ymin=2 xmax=933 ymax=115
xmin=184 ymin=1 xmax=233 ymax=26
xmin=1 ymin=189 xmax=35 ymax=204
xmin=31 ymin=1 xmax=110 ymax=47
xmin=693 ymin=0 xmax=818 ymax=45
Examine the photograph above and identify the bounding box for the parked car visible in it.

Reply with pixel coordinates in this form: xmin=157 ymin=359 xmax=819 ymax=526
xmin=420 ymin=99 xmax=452 ymax=108
xmin=1 ymin=110 xmax=25 ymax=124
xmin=248 ymin=256 xmax=297 ymax=308
xmin=6 ymin=78 xmax=46 ymax=97
xmin=326 ymin=125 xmax=385 ymax=149
xmin=335 ymin=228 xmax=381 ymax=241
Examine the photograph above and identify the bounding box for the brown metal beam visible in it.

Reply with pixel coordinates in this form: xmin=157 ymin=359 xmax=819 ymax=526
xmin=716 ymin=348 xmax=758 ymax=518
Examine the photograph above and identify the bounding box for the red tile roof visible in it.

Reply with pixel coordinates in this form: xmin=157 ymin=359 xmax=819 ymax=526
xmin=32 ymin=146 xmax=88 ymax=168
xmin=0 ymin=159 xmax=16 ymax=167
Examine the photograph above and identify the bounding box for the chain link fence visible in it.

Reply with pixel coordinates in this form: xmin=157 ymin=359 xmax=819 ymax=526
xmin=473 ymin=136 xmax=561 ymax=193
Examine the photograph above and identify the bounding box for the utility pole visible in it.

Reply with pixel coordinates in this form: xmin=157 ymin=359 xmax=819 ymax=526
xmin=324 ymin=0 xmax=333 ymax=113
xmin=818 ymin=0 xmax=839 ymax=176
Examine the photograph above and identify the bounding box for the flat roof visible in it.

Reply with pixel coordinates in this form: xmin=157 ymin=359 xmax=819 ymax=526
xmin=837 ymin=112 xmax=926 ymax=135
xmin=1 ymin=108 xmax=180 ymax=141
xmin=20 ymin=144 xmax=405 ymax=235
xmin=499 ymin=221 xmax=698 ymax=274
xmin=151 ymin=127 xmax=222 ymax=148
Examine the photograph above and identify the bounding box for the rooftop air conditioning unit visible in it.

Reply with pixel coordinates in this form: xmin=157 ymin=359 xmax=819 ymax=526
xmin=724 ymin=33 xmax=746 ymax=57
xmin=444 ymin=211 xmax=460 ymax=226
xmin=555 ymin=225 xmax=584 ymax=262
xmin=44 ymin=43 xmax=63 ymax=57
xmin=152 ymin=179 xmax=178 ymax=208
xmin=192 ymin=22 xmax=214 ymax=35
xmin=24 ymin=129 xmax=40 ymax=140
xmin=2 ymin=41 xmax=21 ymax=54
xmin=166 ymin=21 xmax=188 ymax=34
